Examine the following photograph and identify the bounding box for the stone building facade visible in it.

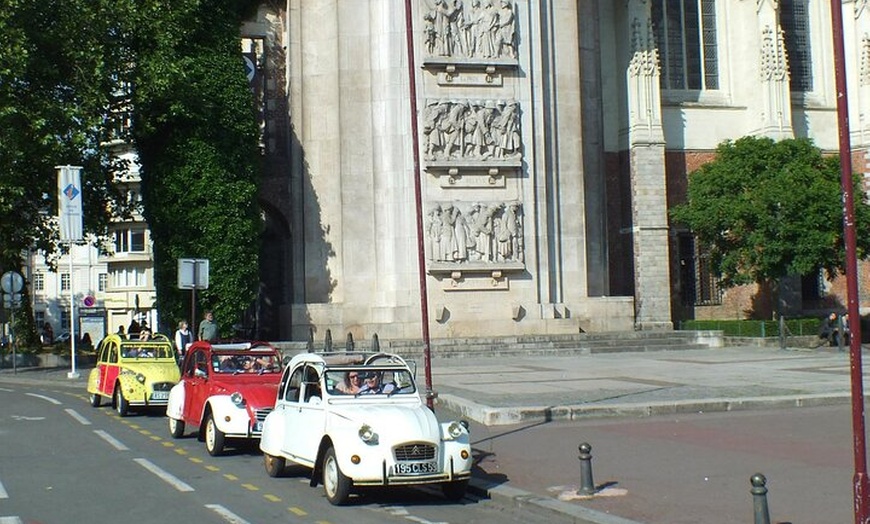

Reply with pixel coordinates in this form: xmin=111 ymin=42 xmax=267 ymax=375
xmin=240 ymin=1 xmax=870 ymax=341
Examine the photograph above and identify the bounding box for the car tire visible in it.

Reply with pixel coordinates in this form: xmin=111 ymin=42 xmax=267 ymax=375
xmin=114 ymin=386 xmax=129 ymax=417
xmin=204 ymin=413 xmax=225 ymax=456
xmin=263 ymin=453 xmax=286 ymax=477
xmin=322 ymin=446 xmax=351 ymax=505
xmin=89 ymin=392 xmax=101 ymax=408
xmin=169 ymin=417 xmax=185 ymax=438
xmin=442 ymin=479 xmax=469 ymax=501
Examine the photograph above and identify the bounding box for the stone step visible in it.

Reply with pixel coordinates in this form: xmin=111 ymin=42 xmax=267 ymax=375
xmin=274 ymin=331 xmax=715 ymax=359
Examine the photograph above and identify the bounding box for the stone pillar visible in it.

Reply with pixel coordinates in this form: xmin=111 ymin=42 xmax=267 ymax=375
xmin=854 ymin=1 xmax=870 ymax=145
xmin=756 ymin=1 xmax=793 ymax=139
xmin=626 ymin=0 xmax=672 ymax=330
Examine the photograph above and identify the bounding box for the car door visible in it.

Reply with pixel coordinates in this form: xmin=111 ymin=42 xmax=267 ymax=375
xmin=101 ymin=341 xmax=120 ymax=396
xmin=292 ymin=365 xmax=326 ymax=461
xmin=183 ymin=348 xmax=210 ymax=426
xmin=278 ymin=365 xmax=309 ymax=462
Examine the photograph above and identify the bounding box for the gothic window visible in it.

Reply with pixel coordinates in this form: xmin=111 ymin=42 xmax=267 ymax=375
xmin=780 ymin=0 xmax=813 ymax=92
xmin=652 ymin=0 xmax=719 ymax=90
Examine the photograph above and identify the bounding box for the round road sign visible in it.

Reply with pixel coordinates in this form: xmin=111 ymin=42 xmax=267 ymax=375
xmin=0 ymin=271 xmax=24 ymax=294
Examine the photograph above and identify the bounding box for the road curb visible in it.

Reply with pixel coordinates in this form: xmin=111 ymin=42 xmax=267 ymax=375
xmin=439 ymin=392 xmax=854 ymax=426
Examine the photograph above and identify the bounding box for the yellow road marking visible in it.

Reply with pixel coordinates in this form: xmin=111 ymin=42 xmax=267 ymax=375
xmin=175 ymin=448 xmax=189 ymax=455
xmin=189 ymin=457 xmax=203 ymax=464
xmin=241 ymin=483 xmax=259 ymax=491
xmin=205 ymin=465 xmax=220 ymax=472
xmin=162 ymin=442 xmax=174 ymax=448
xmin=224 ymin=474 xmax=238 ymax=481
xmin=149 ymin=435 xmax=161 ymax=441
xmin=263 ymin=494 xmax=282 ymax=503
xmin=288 ymin=507 xmax=307 ymax=516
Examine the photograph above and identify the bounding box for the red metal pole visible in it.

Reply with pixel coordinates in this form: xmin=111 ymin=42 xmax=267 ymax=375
xmin=829 ymin=2 xmax=870 ymax=522
xmin=402 ymin=0 xmax=435 ymax=410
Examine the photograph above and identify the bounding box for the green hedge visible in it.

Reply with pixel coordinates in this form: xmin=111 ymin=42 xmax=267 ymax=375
xmin=679 ymin=318 xmax=822 ymax=337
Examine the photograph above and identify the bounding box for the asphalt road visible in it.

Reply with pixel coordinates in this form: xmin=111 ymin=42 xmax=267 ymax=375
xmin=0 ymin=382 xmax=553 ymax=524
xmin=463 ymin=404 xmax=858 ymax=524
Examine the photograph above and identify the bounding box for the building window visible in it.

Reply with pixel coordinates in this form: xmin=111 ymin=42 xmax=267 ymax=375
xmin=114 ymin=228 xmax=146 ymax=253
xmin=61 ymin=309 xmax=70 ymax=331
xmin=652 ymin=0 xmax=719 ymax=90
xmin=33 ymin=273 xmax=44 ymax=292
xmin=677 ymin=234 xmax=723 ymax=306
xmin=780 ymin=0 xmax=813 ymax=92
xmin=98 ymin=273 xmax=108 ymax=292
xmin=35 ymin=310 xmax=45 ymax=329
xmin=61 ymin=273 xmax=70 ymax=291
xmin=113 ymin=267 xmax=146 ymax=288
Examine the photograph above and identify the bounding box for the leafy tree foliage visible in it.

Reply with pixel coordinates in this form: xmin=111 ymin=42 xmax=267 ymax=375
xmin=130 ymin=0 xmax=261 ymax=334
xmin=0 ymin=0 xmax=129 ymax=269
xmin=670 ymin=137 xmax=870 ymax=288
xmin=1 ymin=0 xmax=262 ymax=338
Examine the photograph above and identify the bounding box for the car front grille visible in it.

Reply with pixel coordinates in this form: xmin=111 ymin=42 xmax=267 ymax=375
xmin=394 ymin=443 xmax=436 ymax=462
xmin=152 ymin=382 xmax=173 ymax=392
xmin=254 ymin=408 xmax=272 ymax=423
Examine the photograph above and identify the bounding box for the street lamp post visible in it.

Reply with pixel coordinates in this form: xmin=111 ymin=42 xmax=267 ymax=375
xmin=829 ymin=2 xmax=869 ymax=522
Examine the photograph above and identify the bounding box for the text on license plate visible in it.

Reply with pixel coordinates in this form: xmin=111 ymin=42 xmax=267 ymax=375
xmin=151 ymin=391 xmax=170 ymax=400
xmin=395 ymin=461 xmax=438 ymax=475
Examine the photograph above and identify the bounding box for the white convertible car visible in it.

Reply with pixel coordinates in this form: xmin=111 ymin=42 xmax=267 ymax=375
xmin=259 ymin=351 xmax=472 ymax=505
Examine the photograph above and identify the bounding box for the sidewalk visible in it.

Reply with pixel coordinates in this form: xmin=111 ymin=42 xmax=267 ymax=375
xmin=1 ymin=345 xmax=860 ymax=524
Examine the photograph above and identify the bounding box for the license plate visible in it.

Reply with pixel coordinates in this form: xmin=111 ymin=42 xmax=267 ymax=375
xmin=395 ymin=461 xmax=438 ymax=475
xmin=151 ymin=391 xmax=169 ymax=400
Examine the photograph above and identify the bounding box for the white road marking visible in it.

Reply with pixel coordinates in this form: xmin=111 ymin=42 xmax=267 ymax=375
xmin=65 ymin=409 xmax=91 ymax=425
xmin=204 ymin=504 xmax=252 ymax=524
xmin=25 ymin=393 xmax=61 ymax=405
xmin=0 ymin=517 xmax=23 ymax=524
xmin=94 ymin=430 xmax=129 ymax=451
xmin=134 ymin=458 xmax=194 ymax=492
xmin=0 ymin=387 xmax=14 ymax=392
xmin=0 ymin=479 xmax=8 ymax=498
xmin=10 ymin=415 xmax=44 ymax=421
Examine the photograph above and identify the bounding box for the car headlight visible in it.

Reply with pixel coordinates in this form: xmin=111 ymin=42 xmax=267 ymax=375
xmin=447 ymin=421 xmax=465 ymax=439
xmin=120 ymin=369 xmax=146 ymax=384
xmin=358 ymin=424 xmax=378 ymax=444
xmin=230 ymin=392 xmax=245 ymax=406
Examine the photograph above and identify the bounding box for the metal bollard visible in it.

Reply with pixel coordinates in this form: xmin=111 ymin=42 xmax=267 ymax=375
xmin=750 ymin=473 xmax=771 ymax=524
xmin=372 ymin=333 xmax=380 ymax=352
xmin=578 ymin=442 xmax=597 ymax=495
xmin=324 ymin=329 xmax=333 ymax=351
xmin=306 ymin=327 xmax=314 ymax=353
xmin=346 ymin=332 xmax=355 ymax=352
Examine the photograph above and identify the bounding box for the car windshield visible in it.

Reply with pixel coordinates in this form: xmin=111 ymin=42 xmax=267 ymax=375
xmin=211 ymin=353 xmax=280 ymax=374
xmin=120 ymin=343 xmax=174 ymax=359
xmin=325 ymin=368 xmax=416 ymax=396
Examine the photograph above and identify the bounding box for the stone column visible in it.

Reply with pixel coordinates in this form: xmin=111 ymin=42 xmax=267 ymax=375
xmin=756 ymin=0 xmax=793 ymax=139
xmin=626 ymin=0 xmax=672 ymax=330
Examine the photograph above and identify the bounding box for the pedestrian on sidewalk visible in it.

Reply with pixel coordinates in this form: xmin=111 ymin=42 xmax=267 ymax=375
xmin=174 ymin=320 xmax=193 ymax=363
xmin=819 ymin=311 xmax=840 ymax=347
xmin=198 ymin=310 xmax=218 ymax=342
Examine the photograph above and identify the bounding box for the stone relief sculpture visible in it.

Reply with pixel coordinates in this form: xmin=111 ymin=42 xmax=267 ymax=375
xmin=426 ymin=202 xmax=523 ymax=264
xmin=423 ymin=99 xmax=521 ymax=161
xmin=423 ymin=0 xmax=517 ymax=60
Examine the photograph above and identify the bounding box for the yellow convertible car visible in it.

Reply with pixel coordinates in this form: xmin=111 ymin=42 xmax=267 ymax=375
xmin=86 ymin=333 xmax=180 ymax=416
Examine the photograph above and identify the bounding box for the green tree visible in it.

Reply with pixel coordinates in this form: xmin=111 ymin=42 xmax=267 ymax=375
xmin=130 ymin=0 xmax=261 ymax=334
xmin=671 ymin=137 xmax=870 ymax=290
xmin=0 ymin=0 xmax=130 ymax=269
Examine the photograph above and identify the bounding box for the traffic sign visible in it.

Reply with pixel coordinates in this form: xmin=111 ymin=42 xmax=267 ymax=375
xmin=177 ymin=258 xmax=209 ymax=289
xmin=83 ymin=295 xmax=96 ymax=307
xmin=0 ymin=271 xmax=23 ymax=294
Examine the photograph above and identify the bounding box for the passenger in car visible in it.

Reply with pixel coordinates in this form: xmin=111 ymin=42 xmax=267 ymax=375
xmin=358 ymin=372 xmax=396 ymax=395
xmin=336 ymin=371 xmax=363 ymax=394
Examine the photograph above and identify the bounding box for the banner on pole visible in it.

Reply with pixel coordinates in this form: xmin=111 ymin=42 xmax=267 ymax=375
xmin=57 ymin=165 xmax=83 ymax=241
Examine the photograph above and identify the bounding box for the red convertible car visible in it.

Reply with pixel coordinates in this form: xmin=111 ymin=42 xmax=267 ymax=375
xmin=166 ymin=341 xmax=283 ymax=456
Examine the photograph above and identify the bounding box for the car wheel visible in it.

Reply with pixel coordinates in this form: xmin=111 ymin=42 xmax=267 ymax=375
xmin=89 ymin=392 xmax=101 ymax=408
xmin=322 ymin=446 xmax=351 ymax=505
xmin=263 ymin=453 xmax=286 ymax=477
xmin=114 ymin=386 xmax=129 ymax=417
xmin=204 ymin=413 xmax=225 ymax=456
xmin=442 ymin=479 xmax=469 ymax=501
xmin=169 ymin=417 xmax=185 ymax=438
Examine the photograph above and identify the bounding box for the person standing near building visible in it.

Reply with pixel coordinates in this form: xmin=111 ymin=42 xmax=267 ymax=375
xmin=174 ymin=320 xmax=193 ymax=363
xmin=198 ymin=310 xmax=218 ymax=342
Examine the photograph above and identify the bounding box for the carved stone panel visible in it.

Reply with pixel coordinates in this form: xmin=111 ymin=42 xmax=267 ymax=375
xmin=421 ymin=99 xmax=521 ymax=162
xmin=422 ymin=0 xmax=518 ymax=62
